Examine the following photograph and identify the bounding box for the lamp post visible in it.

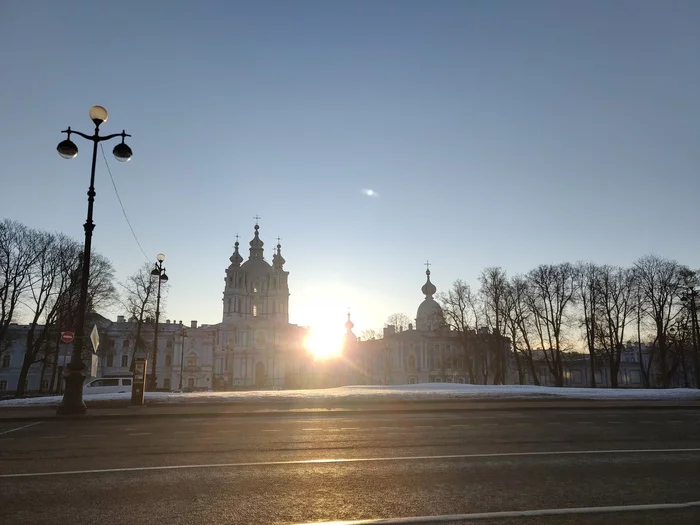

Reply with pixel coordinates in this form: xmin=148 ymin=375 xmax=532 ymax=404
xmin=56 ymin=106 xmax=132 ymax=415
xmin=178 ymin=325 xmax=187 ymax=391
xmin=680 ymin=287 xmax=700 ymax=389
xmin=149 ymin=253 xmax=169 ymax=391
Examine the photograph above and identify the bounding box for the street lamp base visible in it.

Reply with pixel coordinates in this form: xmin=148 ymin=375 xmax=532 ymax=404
xmin=56 ymin=369 xmax=87 ymax=415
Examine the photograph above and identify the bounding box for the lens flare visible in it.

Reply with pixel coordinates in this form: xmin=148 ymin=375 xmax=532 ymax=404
xmin=304 ymin=326 xmax=342 ymax=359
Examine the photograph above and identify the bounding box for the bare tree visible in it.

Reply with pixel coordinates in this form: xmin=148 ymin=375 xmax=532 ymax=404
xmin=360 ymin=328 xmax=382 ymax=341
xmin=120 ymin=263 xmax=158 ymax=370
xmin=633 ymin=255 xmax=682 ymax=388
xmin=526 ymin=263 xmax=576 ymax=387
xmin=384 ymin=313 xmax=412 ymax=332
xmin=0 ymin=220 xmax=41 ymax=358
xmin=574 ymin=262 xmax=601 ymax=387
xmin=15 ymin=234 xmax=116 ymax=397
xmin=503 ymin=275 xmax=540 ymax=385
xmin=479 ymin=267 xmax=509 ymax=384
xmin=438 ymin=279 xmax=481 ymax=383
xmin=595 ymin=266 xmax=636 ymax=388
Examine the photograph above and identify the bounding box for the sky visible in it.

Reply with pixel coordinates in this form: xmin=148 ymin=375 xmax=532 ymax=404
xmin=1 ymin=1 xmax=699 ymax=335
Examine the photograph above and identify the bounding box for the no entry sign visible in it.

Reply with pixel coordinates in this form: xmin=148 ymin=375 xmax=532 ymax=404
xmin=60 ymin=331 xmax=75 ymax=344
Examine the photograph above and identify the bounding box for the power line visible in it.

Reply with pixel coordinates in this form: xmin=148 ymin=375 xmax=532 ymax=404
xmin=100 ymin=143 xmax=150 ymax=261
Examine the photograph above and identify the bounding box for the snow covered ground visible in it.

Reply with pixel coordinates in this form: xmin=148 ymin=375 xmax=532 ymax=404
xmin=1 ymin=383 xmax=700 ymax=407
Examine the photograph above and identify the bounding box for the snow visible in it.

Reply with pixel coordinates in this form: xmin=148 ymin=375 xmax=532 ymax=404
xmin=1 ymin=383 xmax=700 ymax=408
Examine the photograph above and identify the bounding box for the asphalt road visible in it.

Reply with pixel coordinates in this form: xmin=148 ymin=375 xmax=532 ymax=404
xmin=1 ymin=408 xmax=700 ymax=524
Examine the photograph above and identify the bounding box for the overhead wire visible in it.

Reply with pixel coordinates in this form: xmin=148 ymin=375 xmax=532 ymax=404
xmin=99 ymin=143 xmax=150 ymax=262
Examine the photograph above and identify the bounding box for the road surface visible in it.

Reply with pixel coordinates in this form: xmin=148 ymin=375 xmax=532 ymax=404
xmin=1 ymin=408 xmax=699 ymax=524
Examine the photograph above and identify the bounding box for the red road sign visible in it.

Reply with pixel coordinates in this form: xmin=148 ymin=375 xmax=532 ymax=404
xmin=60 ymin=331 xmax=74 ymax=344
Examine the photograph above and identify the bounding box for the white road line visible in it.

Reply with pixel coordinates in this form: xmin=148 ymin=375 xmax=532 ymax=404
xmin=173 ymin=431 xmax=195 ymax=434
xmin=81 ymin=434 xmax=106 ymax=438
xmin=292 ymin=500 xmax=700 ymax=524
xmin=302 ymin=428 xmax=323 ymax=431
xmin=668 ymin=420 xmax=683 ymax=424
xmin=0 ymin=421 xmax=41 ymax=436
xmin=128 ymin=432 xmax=152 ymax=436
xmin=341 ymin=427 xmax=360 ymax=430
xmin=3 ymin=447 xmax=700 ymax=479
xmin=577 ymin=421 xmax=592 ymax=425
xmin=609 ymin=421 xmax=624 ymax=424
xmin=261 ymin=429 xmax=280 ymax=432
xmin=413 ymin=426 xmax=434 ymax=429
xmin=379 ymin=426 xmax=396 ymax=430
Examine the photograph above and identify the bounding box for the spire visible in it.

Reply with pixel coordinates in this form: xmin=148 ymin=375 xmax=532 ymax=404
xmin=421 ymin=261 xmax=436 ymax=298
xmin=345 ymin=310 xmax=355 ymax=332
xmin=272 ymin=236 xmax=286 ymax=269
xmin=249 ymin=222 xmax=264 ymax=260
xmin=229 ymin=234 xmax=243 ymax=267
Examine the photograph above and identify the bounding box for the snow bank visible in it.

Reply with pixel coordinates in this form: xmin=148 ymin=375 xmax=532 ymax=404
xmin=1 ymin=383 xmax=700 ymax=408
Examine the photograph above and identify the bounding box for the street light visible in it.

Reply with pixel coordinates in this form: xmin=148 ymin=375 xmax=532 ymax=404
xmin=680 ymin=288 xmax=700 ymax=389
xmin=56 ymin=106 xmax=133 ymax=415
xmin=149 ymin=253 xmax=168 ymax=391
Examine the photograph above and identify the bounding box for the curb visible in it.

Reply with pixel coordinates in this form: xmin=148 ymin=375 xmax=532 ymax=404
xmin=2 ymin=401 xmax=700 ymax=423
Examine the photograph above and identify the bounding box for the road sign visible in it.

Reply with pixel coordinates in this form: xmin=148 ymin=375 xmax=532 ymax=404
xmin=60 ymin=331 xmax=74 ymax=344
xmin=90 ymin=325 xmax=100 ymax=353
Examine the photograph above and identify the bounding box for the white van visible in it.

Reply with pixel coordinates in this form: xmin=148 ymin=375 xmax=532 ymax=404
xmin=83 ymin=377 xmax=133 ymax=395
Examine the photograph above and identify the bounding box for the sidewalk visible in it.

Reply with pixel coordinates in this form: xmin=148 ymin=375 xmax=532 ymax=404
xmin=2 ymin=398 xmax=700 ymax=422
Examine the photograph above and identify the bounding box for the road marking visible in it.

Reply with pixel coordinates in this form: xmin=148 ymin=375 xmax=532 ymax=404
xmin=216 ymin=429 xmax=240 ymax=433
xmin=640 ymin=421 xmax=654 ymax=424
xmin=292 ymin=500 xmax=700 ymax=524
xmin=341 ymin=427 xmax=360 ymax=430
xmin=577 ymin=421 xmax=592 ymax=425
xmin=0 ymin=421 xmax=41 ymax=436
xmin=81 ymin=434 xmax=106 ymax=438
xmin=302 ymin=428 xmax=323 ymax=431
xmin=128 ymin=432 xmax=152 ymax=436
xmin=174 ymin=431 xmax=195 ymax=434
xmin=379 ymin=426 xmax=396 ymax=430
xmin=668 ymin=420 xmax=683 ymax=424
xmin=261 ymin=429 xmax=280 ymax=432
xmin=413 ymin=426 xmax=433 ymax=429
xmin=449 ymin=424 xmax=470 ymax=428
xmin=40 ymin=435 xmax=66 ymax=439
xmin=3 ymin=447 xmax=700 ymax=479
xmin=609 ymin=421 xmax=624 ymax=424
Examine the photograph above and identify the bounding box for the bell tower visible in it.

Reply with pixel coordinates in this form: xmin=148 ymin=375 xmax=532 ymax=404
xmin=222 ymin=221 xmax=290 ymax=324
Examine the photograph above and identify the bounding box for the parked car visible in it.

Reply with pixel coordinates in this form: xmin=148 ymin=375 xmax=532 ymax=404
xmin=83 ymin=377 xmax=133 ymax=395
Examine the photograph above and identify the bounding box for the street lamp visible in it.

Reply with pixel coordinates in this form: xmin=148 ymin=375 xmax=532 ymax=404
xmin=680 ymin=288 xmax=700 ymax=389
xmin=149 ymin=253 xmax=168 ymax=391
xmin=56 ymin=106 xmax=133 ymax=415
xmin=178 ymin=325 xmax=187 ymax=391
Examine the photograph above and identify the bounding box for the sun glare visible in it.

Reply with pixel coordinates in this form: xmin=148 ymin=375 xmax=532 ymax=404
xmin=304 ymin=326 xmax=343 ymax=360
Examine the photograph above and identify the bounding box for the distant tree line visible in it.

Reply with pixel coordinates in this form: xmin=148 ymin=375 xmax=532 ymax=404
xmin=438 ymin=257 xmax=700 ymax=389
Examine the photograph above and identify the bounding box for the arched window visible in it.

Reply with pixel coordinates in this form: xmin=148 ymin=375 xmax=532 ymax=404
xmin=165 ymin=354 xmax=172 ymax=367
xmin=408 ymin=354 xmax=416 ymax=371
xmin=1 ymin=355 xmax=9 ymax=368
xmin=187 ymin=353 xmax=197 ymax=367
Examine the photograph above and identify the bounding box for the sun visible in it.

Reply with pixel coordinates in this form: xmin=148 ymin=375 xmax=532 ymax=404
xmin=304 ymin=326 xmax=343 ymax=360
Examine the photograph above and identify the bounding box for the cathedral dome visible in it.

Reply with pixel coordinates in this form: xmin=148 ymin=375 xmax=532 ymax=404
xmin=416 ymin=267 xmax=443 ymax=331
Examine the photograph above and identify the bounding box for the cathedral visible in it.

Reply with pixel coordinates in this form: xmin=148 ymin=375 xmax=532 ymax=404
xmin=213 ymin=222 xmax=313 ymax=389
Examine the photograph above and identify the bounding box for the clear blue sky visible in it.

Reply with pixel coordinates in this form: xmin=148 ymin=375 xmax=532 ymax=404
xmin=1 ymin=1 xmax=699 ymax=334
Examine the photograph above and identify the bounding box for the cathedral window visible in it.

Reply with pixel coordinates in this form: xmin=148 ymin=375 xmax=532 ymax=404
xmin=253 ymin=305 xmax=258 ymax=317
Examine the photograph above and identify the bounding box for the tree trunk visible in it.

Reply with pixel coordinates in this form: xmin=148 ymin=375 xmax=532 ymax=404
xmin=49 ymin=337 xmax=60 ymax=394
xmin=513 ymin=350 xmax=524 ymax=385
xmin=15 ymin=351 xmax=33 ymax=397
xmin=39 ymin=357 xmax=47 ymax=393
xmin=610 ymin=358 xmax=619 ymax=388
